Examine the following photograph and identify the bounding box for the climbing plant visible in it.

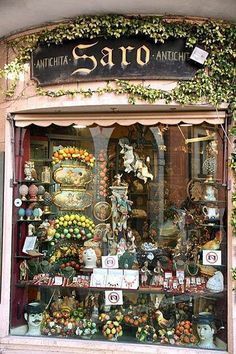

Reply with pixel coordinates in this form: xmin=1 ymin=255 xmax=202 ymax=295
xmin=0 ymin=15 xmax=235 ymax=110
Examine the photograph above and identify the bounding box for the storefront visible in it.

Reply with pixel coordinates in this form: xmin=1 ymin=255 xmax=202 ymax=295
xmin=0 ymin=15 xmax=235 ymax=354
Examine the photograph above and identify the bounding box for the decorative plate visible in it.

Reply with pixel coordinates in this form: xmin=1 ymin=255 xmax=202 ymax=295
xmin=53 ymin=165 xmax=93 ymax=187
xmin=53 ymin=189 xmax=93 ymax=211
xmin=93 ymin=201 xmax=112 ymax=222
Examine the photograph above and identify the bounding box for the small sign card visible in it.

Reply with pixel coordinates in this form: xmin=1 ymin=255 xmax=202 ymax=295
xmin=22 ymin=236 xmax=37 ymax=254
xmin=105 ymin=290 xmax=123 ymax=306
xmin=203 ymin=250 xmax=222 ymax=266
xmin=90 ymin=268 xmax=107 ymax=288
xmin=102 ymin=255 xmax=118 ymax=269
xmin=53 ymin=276 xmax=63 ymax=286
xmin=122 ymin=270 xmax=139 ymax=289
xmin=106 ymin=269 xmax=123 ymax=288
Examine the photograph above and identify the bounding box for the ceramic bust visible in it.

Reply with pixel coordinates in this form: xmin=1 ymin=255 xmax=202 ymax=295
xmin=193 ymin=312 xmax=218 ymax=349
xmin=83 ymin=248 xmax=97 ymax=268
xmin=24 ymin=302 xmax=44 ymax=336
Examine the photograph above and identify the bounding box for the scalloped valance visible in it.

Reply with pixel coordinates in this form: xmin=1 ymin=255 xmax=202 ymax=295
xmin=14 ymin=111 xmax=225 ymax=128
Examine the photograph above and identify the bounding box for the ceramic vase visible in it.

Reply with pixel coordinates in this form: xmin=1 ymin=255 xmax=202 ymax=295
xmin=18 ymin=208 xmax=25 ymax=220
xmin=28 ymin=184 xmax=38 ymax=201
xmin=37 ymin=185 xmax=45 ymax=201
xmin=19 ymin=184 xmax=29 ymax=200
xmin=33 ymin=208 xmax=41 ymax=220
xmin=25 ymin=208 xmax=33 ymax=220
xmin=43 ymin=191 xmax=52 ymax=214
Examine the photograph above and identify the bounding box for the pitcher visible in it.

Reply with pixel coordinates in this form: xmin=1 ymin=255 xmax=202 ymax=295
xmin=202 ymin=206 xmax=220 ymax=220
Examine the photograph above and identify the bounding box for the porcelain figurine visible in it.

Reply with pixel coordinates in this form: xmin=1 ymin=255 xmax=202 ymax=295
xmin=204 ymin=185 xmax=216 ymax=201
xmin=140 ymin=261 xmax=152 ymax=287
xmin=24 ymin=302 xmax=44 ymax=336
xmin=110 ymin=187 xmax=133 ymax=232
xmin=24 ymin=161 xmax=37 ymax=181
xmin=119 ymin=139 xmax=153 ymax=183
xmin=193 ymin=312 xmax=218 ymax=349
xmin=19 ymin=260 xmax=29 ymax=281
xmin=83 ymin=248 xmax=97 ymax=268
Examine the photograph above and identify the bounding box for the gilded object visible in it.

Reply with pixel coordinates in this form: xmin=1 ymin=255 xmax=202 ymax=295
xmin=93 ymin=201 xmax=112 ymax=222
xmin=53 ymin=189 xmax=92 ymax=211
xmin=53 ymin=165 xmax=92 ymax=188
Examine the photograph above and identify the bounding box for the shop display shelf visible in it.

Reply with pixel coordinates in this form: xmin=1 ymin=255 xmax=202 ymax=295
xmin=15 ymin=282 xmax=227 ymax=298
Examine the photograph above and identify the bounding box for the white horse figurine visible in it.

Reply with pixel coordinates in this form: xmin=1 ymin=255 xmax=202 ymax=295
xmin=119 ymin=140 xmax=153 ymax=183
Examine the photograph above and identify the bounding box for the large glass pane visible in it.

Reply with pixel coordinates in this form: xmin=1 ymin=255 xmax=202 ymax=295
xmin=10 ymin=122 xmax=227 ymax=350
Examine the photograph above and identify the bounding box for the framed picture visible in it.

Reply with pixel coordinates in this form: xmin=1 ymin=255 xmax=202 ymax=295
xmin=93 ymin=202 xmax=112 ymax=221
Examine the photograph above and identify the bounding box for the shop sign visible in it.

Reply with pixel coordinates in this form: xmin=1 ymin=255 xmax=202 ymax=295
xmin=31 ymin=37 xmax=197 ymax=85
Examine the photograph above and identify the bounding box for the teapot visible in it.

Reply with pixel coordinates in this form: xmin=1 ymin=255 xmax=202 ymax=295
xmin=202 ymin=206 xmax=220 ymax=221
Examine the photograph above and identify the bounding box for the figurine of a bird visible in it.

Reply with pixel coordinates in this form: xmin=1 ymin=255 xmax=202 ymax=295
xmin=201 ymin=230 xmax=223 ymax=250
xmin=155 ymin=310 xmax=175 ymax=329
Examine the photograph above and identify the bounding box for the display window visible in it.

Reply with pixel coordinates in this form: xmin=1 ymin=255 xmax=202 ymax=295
xmin=10 ymin=122 xmax=227 ymax=350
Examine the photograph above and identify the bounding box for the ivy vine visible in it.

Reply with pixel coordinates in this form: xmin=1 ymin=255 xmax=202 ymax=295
xmin=0 ymin=15 xmax=235 ymax=110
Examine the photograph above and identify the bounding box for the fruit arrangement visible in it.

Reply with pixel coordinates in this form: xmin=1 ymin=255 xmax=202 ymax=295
xmin=51 ymin=213 xmax=95 ymax=243
xmin=59 ymin=260 xmax=81 ymax=272
xmin=175 ymin=320 xmax=197 ymax=345
xmin=159 ymin=328 xmax=179 ymax=345
xmin=102 ymin=320 xmax=123 ymax=341
xmin=75 ymin=318 xmax=97 ymax=338
xmin=52 ymin=146 xmax=95 ymax=168
xmin=42 ymin=313 xmax=76 ymax=337
xmin=136 ymin=325 xmax=158 ymax=343
xmin=98 ymin=313 xmax=110 ymax=323
xmin=41 ymin=296 xmax=89 ymax=337
xmin=48 ymin=243 xmax=81 ymax=263
xmin=123 ymin=311 xmax=148 ymax=327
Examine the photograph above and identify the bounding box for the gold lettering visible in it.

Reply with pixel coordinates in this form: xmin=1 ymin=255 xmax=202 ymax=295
xmin=35 ymin=56 xmax=69 ymax=69
xmin=179 ymin=52 xmax=185 ymax=61
xmin=156 ymin=51 xmax=162 ymax=60
xmin=119 ymin=46 xmax=134 ymax=66
xmin=100 ymin=47 xmax=115 ymax=68
xmin=72 ymin=43 xmax=98 ymax=75
xmin=136 ymin=45 xmax=150 ymax=66
xmin=173 ymin=52 xmax=178 ymax=61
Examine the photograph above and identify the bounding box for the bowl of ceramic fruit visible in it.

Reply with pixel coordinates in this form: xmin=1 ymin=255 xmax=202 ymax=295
xmin=175 ymin=320 xmax=197 ymax=345
xmin=136 ymin=324 xmax=158 ymax=343
xmin=102 ymin=320 xmax=123 ymax=341
xmin=52 ymin=146 xmax=95 ymax=168
xmin=75 ymin=318 xmax=97 ymax=339
xmin=52 ymin=213 xmax=95 ymax=243
xmin=123 ymin=311 xmax=148 ymax=327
